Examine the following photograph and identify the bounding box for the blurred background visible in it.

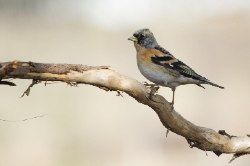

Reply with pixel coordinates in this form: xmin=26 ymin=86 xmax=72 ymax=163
xmin=0 ymin=0 xmax=250 ymax=165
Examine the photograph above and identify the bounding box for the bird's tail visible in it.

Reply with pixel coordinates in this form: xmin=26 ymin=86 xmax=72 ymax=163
xmin=206 ymin=81 xmax=224 ymax=89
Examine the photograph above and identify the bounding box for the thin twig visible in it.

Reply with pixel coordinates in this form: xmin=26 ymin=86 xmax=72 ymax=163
xmin=21 ymin=79 xmax=41 ymax=97
xmin=0 ymin=114 xmax=46 ymax=122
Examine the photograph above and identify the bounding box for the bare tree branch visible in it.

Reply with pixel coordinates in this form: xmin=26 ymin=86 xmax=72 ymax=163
xmin=1 ymin=61 xmax=250 ymax=162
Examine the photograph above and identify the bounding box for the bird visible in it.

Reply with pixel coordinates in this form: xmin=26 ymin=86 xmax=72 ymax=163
xmin=128 ymin=28 xmax=224 ymax=108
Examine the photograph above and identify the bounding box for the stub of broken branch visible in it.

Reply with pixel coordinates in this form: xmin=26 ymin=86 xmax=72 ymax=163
xmin=1 ymin=61 xmax=250 ymax=162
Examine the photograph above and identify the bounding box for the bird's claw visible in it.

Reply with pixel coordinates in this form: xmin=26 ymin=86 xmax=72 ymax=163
xmin=143 ymin=82 xmax=160 ymax=99
xmin=149 ymin=86 xmax=159 ymax=99
xmin=143 ymin=82 xmax=157 ymax=87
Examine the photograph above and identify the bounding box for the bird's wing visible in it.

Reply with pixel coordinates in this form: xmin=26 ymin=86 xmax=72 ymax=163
xmin=151 ymin=45 xmax=209 ymax=82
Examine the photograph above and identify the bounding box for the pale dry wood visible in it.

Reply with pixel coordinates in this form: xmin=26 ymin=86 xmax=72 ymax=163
xmin=1 ymin=61 xmax=250 ymax=162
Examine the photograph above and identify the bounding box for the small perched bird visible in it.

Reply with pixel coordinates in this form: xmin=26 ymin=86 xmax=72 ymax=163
xmin=128 ymin=28 xmax=224 ymax=107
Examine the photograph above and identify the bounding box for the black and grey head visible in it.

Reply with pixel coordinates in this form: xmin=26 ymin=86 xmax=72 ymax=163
xmin=128 ymin=28 xmax=158 ymax=49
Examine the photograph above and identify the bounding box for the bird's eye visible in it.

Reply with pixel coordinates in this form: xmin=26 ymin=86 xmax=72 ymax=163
xmin=139 ymin=34 xmax=145 ymax=39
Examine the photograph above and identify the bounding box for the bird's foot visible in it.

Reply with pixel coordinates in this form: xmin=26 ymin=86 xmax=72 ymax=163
xmin=149 ymin=86 xmax=159 ymax=99
xmin=143 ymin=82 xmax=158 ymax=87
xmin=143 ymin=82 xmax=159 ymax=99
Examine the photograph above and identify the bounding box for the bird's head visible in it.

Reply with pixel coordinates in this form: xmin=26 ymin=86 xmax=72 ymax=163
xmin=128 ymin=28 xmax=158 ymax=49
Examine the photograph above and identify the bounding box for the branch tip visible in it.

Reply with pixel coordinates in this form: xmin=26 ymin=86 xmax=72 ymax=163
xmin=205 ymin=150 xmax=208 ymax=156
xmin=166 ymin=129 xmax=170 ymax=138
xmin=218 ymin=130 xmax=235 ymax=139
xmin=98 ymin=86 xmax=110 ymax=91
xmin=229 ymin=153 xmax=250 ymax=163
xmin=21 ymin=79 xmax=41 ymax=97
xmin=116 ymin=90 xmax=123 ymax=97
xmin=98 ymin=86 xmax=124 ymax=97
xmin=0 ymin=80 xmax=16 ymax=86
xmin=66 ymin=82 xmax=78 ymax=87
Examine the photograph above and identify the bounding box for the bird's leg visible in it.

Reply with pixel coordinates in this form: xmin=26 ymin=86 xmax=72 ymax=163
xmin=170 ymin=88 xmax=176 ymax=111
xmin=143 ymin=82 xmax=159 ymax=99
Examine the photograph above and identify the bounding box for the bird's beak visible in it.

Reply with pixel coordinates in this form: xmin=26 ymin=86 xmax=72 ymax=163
xmin=128 ymin=36 xmax=138 ymax=42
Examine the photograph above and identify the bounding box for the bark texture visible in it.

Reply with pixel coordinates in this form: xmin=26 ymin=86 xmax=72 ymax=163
xmin=1 ymin=61 xmax=249 ymax=162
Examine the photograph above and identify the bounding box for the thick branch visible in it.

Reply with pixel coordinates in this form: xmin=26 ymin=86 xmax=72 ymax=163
xmin=1 ymin=61 xmax=250 ymax=161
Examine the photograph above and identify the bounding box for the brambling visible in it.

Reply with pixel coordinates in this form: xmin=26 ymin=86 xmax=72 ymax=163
xmin=128 ymin=28 xmax=224 ymax=108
